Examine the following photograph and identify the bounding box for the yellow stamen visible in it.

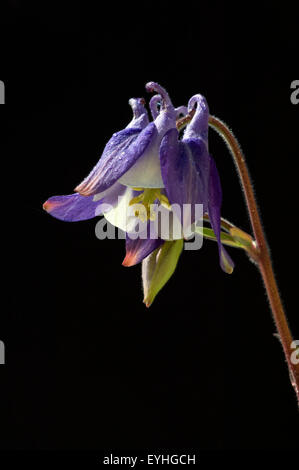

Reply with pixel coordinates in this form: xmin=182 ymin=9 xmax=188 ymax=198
xmin=158 ymin=193 xmax=172 ymax=210
xmin=129 ymin=188 xmax=171 ymax=222
xmin=129 ymin=194 xmax=144 ymax=206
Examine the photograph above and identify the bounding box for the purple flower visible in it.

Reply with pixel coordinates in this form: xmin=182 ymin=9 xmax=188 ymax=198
xmin=159 ymin=93 xmax=234 ymax=274
xmin=43 ymin=82 xmax=234 ymax=306
xmin=122 ymin=85 xmax=234 ymax=276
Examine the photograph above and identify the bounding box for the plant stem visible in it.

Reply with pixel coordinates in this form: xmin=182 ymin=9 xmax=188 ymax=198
xmin=176 ymin=110 xmax=299 ymax=401
xmin=208 ymin=115 xmax=299 ymax=404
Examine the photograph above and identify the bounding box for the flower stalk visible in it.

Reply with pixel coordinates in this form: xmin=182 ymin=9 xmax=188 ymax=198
xmin=177 ymin=110 xmax=299 ymax=404
xmin=208 ymin=115 xmax=299 ymax=404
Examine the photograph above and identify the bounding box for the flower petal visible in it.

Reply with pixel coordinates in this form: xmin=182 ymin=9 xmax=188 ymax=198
xmin=43 ymin=193 xmax=98 ymax=222
xmin=126 ymin=98 xmax=149 ymax=129
xmin=93 ymin=181 xmax=127 ymax=216
xmin=43 ymin=182 xmax=126 ymax=222
xmin=150 ymin=95 xmax=187 ymax=121
xmin=75 ymin=127 xmax=144 ymax=195
xmin=117 ymin=122 xmax=164 ymax=188
xmin=208 ymin=156 xmax=234 ymax=273
xmin=75 ymin=97 xmax=151 ymax=196
xmin=149 ymin=94 xmax=162 ymax=120
xmin=160 ymin=128 xmax=210 ymax=232
xmin=103 ymin=187 xmax=143 ymax=233
xmin=119 ymin=82 xmax=177 ymax=188
xmin=185 ymin=94 xmax=209 ymax=143
xmin=123 ymin=230 xmax=164 ymax=267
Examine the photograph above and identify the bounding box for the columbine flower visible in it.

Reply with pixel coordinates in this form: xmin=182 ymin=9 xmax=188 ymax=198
xmin=43 ymin=81 xmax=234 ymax=306
xmin=159 ymin=92 xmax=234 ymax=274
xmin=123 ymin=85 xmax=234 ymax=305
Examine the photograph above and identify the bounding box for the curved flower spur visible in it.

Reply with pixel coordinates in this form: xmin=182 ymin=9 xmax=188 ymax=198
xmin=43 ymin=81 xmax=299 ymax=405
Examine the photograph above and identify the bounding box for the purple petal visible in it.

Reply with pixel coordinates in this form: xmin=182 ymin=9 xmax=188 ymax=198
xmin=183 ymin=138 xmax=210 ymax=199
xmin=185 ymin=94 xmax=209 ymax=143
xmin=43 ymin=193 xmax=99 ymax=222
xmin=150 ymin=95 xmax=187 ymax=121
xmin=160 ymin=128 xmax=210 ymax=230
xmin=123 ymin=230 xmax=164 ymax=267
xmin=208 ymin=156 xmax=234 ymax=273
xmin=126 ymin=98 xmax=149 ymax=129
xmin=145 ymin=82 xmax=174 ymax=110
xmin=75 ymin=97 xmax=152 ymax=196
xmin=43 ymin=182 xmax=126 ymax=222
xmin=149 ymin=94 xmax=162 ymax=120
xmin=76 ymin=123 xmax=158 ymax=195
xmin=119 ymin=83 xmax=177 ymax=188
xmin=75 ymin=127 xmax=142 ymax=196
xmin=117 ymin=123 xmax=162 ymax=188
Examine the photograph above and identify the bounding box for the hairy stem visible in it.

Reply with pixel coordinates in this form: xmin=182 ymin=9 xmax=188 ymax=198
xmin=177 ymin=111 xmax=299 ymax=402
xmin=208 ymin=115 xmax=299 ymax=404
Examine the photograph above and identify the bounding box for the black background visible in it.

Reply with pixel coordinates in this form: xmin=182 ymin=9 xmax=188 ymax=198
xmin=1 ymin=0 xmax=298 ymax=454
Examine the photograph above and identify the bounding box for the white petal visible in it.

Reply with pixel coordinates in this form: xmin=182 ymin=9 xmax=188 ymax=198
xmin=103 ymin=187 xmax=140 ymax=233
xmin=118 ymin=141 xmax=164 ymax=188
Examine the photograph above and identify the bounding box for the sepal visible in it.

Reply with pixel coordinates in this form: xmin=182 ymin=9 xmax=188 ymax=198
xmin=142 ymin=239 xmax=183 ymax=307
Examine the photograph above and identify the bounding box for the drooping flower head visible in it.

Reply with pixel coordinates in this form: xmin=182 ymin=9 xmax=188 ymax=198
xmin=43 ymin=82 xmax=234 ymax=306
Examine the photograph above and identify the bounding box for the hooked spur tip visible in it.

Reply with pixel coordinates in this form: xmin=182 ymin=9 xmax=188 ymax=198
xmin=145 ymin=81 xmax=156 ymax=93
xmin=187 ymin=94 xmax=208 ymax=114
xmin=149 ymin=94 xmax=162 ymax=119
xmin=145 ymin=82 xmax=166 ymax=97
xmin=145 ymin=81 xmax=173 ymax=110
xmin=128 ymin=98 xmax=135 ymax=106
xmin=129 ymin=97 xmax=146 ymax=106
